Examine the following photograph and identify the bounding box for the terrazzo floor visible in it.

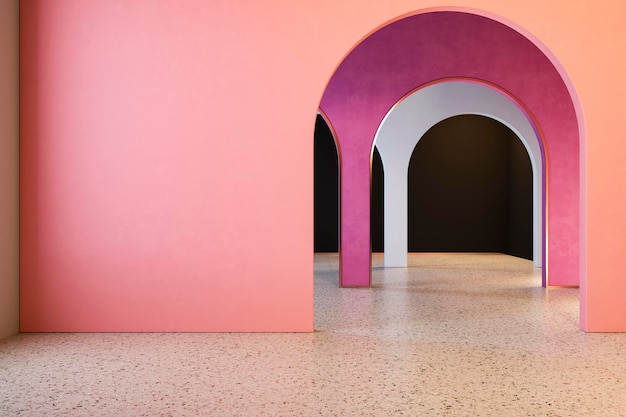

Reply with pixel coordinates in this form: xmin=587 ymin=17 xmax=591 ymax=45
xmin=2 ymin=253 xmax=626 ymax=416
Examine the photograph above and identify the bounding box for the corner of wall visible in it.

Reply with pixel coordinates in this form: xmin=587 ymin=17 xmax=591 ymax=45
xmin=0 ymin=0 xmax=20 ymax=340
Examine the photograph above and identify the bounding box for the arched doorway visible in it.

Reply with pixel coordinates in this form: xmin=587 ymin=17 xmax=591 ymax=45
xmin=407 ymin=115 xmax=532 ymax=258
xmin=374 ymin=80 xmax=544 ymax=279
xmin=314 ymin=114 xmax=340 ymax=253
xmin=318 ymin=11 xmax=580 ymax=290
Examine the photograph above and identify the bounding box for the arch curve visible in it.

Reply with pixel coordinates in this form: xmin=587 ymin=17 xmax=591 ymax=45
xmin=319 ymin=10 xmax=580 ymax=290
xmin=374 ymin=80 xmax=544 ymax=273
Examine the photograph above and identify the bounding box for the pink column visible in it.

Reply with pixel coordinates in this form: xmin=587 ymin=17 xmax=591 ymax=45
xmin=339 ymin=143 xmax=372 ymax=287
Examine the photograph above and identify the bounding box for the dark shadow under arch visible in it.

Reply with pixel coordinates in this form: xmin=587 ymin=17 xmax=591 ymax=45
xmin=314 ymin=115 xmax=339 ymax=252
xmin=407 ymin=115 xmax=532 ymax=258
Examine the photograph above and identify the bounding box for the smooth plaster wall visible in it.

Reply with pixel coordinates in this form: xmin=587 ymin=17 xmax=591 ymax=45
xmin=17 ymin=0 xmax=626 ymax=332
xmin=0 ymin=0 xmax=19 ymax=340
xmin=19 ymin=0 xmax=314 ymax=332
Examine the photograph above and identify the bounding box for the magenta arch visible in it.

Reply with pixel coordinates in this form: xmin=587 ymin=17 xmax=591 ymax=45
xmin=319 ymin=10 xmax=580 ymax=288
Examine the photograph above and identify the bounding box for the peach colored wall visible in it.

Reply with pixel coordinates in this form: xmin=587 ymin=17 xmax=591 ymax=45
xmin=19 ymin=0 xmax=315 ymax=332
xmin=0 ymin=0 xmax=19 ymax=340
xmin=18 ymin=0 xmax=626 ymax=332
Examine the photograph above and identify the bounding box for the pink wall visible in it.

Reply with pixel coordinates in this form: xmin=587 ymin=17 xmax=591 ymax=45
xmin=0 ymin=0 xmax=19 ymax=341
xmin=20 ymin=0 xmax=314 ymax=332
xmin=17 ymin=0 xmax=626 ymax=332
xmin=319 ymin=12 xmax=578 ymax=288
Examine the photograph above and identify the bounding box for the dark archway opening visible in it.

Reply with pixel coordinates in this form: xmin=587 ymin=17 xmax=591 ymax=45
xmin=407 ymin=115 xmax=532 ymax=259
xmin=314 ymin=115 xmax=339 ymax=252
xmin=371 ymin=148 xmax=384 ymax=252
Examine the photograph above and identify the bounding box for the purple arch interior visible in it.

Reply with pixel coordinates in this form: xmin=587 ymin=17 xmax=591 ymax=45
xmin=319 ymin=11 xmax=579 ymax=287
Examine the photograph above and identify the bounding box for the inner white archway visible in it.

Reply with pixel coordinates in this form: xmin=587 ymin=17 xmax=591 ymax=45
xmin=374 ymin=80 xmax=544 ymax=268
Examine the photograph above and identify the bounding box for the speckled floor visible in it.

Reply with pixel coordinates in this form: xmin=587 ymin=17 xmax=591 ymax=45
xmin=1 ymin=253 xmax=626 ymax=416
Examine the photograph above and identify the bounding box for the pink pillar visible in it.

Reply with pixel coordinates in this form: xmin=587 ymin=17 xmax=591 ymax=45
xmin=339 ymin=144 xmax=372 ymax=287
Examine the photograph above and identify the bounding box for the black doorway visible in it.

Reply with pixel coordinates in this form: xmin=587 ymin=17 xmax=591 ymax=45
xmin=407 ymin=115 xmax=532 ymax=259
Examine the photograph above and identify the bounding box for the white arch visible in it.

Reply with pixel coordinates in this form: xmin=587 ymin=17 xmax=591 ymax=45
xmin=374 ymin=80 xmax=543 ymax=268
